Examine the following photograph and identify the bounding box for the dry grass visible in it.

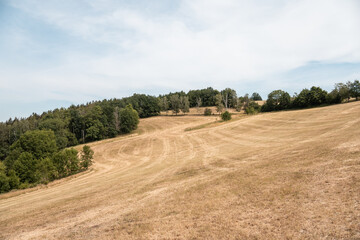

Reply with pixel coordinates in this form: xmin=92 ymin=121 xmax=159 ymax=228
xmin=0 ymin=102 xmax=359 ymax=239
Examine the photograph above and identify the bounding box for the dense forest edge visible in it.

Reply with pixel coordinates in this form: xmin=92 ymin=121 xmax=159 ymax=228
xmin=0 ymin=80 xmax=359 ymax=193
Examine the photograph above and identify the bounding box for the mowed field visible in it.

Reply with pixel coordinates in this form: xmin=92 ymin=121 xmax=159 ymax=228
xmin=0 ymin=102 xmax=359 ymax=239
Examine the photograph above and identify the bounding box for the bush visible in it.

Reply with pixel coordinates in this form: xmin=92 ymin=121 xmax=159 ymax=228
xmin=221 ymin=111 xmax=231 ymax=121
xmin=204 ymin=108 xmax=212 ymax=116
xmin=245 ymin=107 xmax=256 ymax=115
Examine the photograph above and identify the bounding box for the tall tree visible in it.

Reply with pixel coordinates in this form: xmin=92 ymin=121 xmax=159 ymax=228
xmin=196 ymin=97 xmax=202 ymax=113
xmin=159 ymin=96 xmax=169 ymax=115
xmin=262 ymin=90 xmax=291 ymax=111
xmin=180 ymin=96 xmax=190 ymax=115
xmin=335 ymin=83 xmax=350 ymax=102
xmin=250 ymin=92 xmax=262 ymax=101
xmin=349 ymin=80 xmax=360 ymax=100
xmin=215 ymin=93 xmax=224 ymax=114
xmin=118 ymin=104 xmax=139 ymax=133
xmin=169 ymin=95 xmax=181 ymax=115
xmin=5 ymin=129 xmax=58 ymax=170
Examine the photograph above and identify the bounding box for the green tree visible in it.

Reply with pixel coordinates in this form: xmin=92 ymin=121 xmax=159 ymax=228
xmin=5 ymin=130 xmax=58 ymax=170
xmin=262 ymin=90 xmax=291 ymax=111
xmin=169 ymin=95 xmax=181 ymax=115
xmin=335 ymin=83 xmax=350 ymax=102
xmin=308 ymin=86 xmax=327 ymax=106
xmin=13 ymin=152 xmax=39 ymax=183
xmin=196 ymin=97 xmax=202 ymax=113
xmin=187 ymin=87 xmax=219 ymax=107
xmin=180 ymin=96 xmax=190 ymax=115
xmin=250 ymin=92 xmax=262 ymax=101
xmin=239 ymin=94 xmax=250 ymax=110
xmin=215 ymin=93 xmax=224 ymax=114
xmin=0 ymin=171 xmax=10 ymax=193
xmin=86 ymin=119 xmax=104 ymax=141
xmin=0 ymin=123 xmax=10 ymax=160
xmin=52 ymin=148 xmax=79 ymax=177
xmin=80 ymin=145 xmax=94 ymax=170
xmin=221 ymin=88 xmax=237 ymax=109
xmin=0 ymin=162 xmax=11 ymax=193
xmin=36 ymin=157 xmax=58 ymax=184
xmin=69 ymin=105 xmax=85 ymax=142
xmin=349 ymin=80 xmax=360 ymax=100
xmin=121 ymin=94 xmax=160 ymax=118
xmin=119 ymin=104 xmax=139 ymax=133
xmin=159 ymin=96 xmax=169 ymax=115
xmin=244 ymin=101 xmax=261 ymax=114
xmin=292 ymin=89 xmax=310 ymax=108
xmin=7 ymin=169 xmax=20 ymax=189
xmin=326 ymin=89 xmax=341 ymax=104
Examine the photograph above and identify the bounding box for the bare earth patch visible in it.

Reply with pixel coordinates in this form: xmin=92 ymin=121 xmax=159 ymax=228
xmin=0 ymin=102 xmax=359 ymax=239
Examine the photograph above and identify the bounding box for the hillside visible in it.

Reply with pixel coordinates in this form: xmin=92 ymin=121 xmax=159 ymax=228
xmin=0 ymin=102 xmax=359 ymax=239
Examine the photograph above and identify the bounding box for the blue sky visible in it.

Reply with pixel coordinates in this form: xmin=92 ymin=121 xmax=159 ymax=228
xmin=0 ymin=0 xmax=359 ymax=121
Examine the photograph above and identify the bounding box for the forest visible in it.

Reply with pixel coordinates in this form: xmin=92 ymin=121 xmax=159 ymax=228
xmin=0 ymin=80 xmax=359 ymax=194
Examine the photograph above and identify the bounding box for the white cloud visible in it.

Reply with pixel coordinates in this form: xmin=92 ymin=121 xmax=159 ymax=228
xmin=3 ymin=0 xmax=360 ymax=101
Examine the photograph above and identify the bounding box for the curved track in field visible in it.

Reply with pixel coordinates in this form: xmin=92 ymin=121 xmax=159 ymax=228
xmin=0 ymin=102 xmax=359 ymax=239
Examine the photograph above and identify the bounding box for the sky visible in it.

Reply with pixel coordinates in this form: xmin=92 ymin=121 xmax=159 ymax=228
xmin=0 ymin=0 xmax=359 ymax=121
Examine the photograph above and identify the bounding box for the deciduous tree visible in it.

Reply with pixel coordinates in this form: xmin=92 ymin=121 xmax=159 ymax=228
xmin=119 ymin=104 xmax=139 ymax=133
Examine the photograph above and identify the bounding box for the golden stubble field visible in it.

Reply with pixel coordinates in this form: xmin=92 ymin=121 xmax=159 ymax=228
xmin=0 ymin=102 xmax=359 ymax=239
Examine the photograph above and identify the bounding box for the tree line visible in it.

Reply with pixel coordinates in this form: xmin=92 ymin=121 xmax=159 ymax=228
xmin=1 ymin=80 xmax=359 ymax=193
xmin=0 ymin=129 xmax=94 ymax=193
xmin=0 ymin=95 xmax=151 ymax=162
xmin=158 ymin=80 xmax=359 ymax=116
xmin=261 ymin=80 xmax=360 ymax=112
xmin=0 ymin=95 xmax=145 ymax=193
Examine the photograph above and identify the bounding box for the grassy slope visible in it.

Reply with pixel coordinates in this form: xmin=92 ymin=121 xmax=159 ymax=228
xmin=0 ymin=102 xmax=359 ymax=239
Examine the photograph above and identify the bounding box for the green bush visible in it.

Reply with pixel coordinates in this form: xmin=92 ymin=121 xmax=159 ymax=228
xmin=221 ymin=111 xmax=231 ymax=121
xmin=245 ymin=107 xmax=256 ymax=115
xmin=204 ymin=108 xmax=212 ymax=116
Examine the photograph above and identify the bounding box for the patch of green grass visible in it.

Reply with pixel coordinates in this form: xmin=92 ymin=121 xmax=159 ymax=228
xmin=184 ymin=114 xmax=249 ymax=132
xmin=184 ymin=121 xmax=220 ymax=131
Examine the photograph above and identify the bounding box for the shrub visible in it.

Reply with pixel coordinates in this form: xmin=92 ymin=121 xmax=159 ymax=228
xmin=245 ymin=107 xmax=256 ymax=115
xmin=221 ymin=111 xmax=231 ymax=121
xmin=204 ymin=108 xmax=212 ymax=116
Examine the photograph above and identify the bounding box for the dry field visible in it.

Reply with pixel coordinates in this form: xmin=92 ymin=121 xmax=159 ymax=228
xmin=0 ymin=102 xmax=359 ymax=239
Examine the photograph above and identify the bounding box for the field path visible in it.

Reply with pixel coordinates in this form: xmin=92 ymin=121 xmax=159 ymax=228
xmin=0 ymin=102 xmax=359 ymax=239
